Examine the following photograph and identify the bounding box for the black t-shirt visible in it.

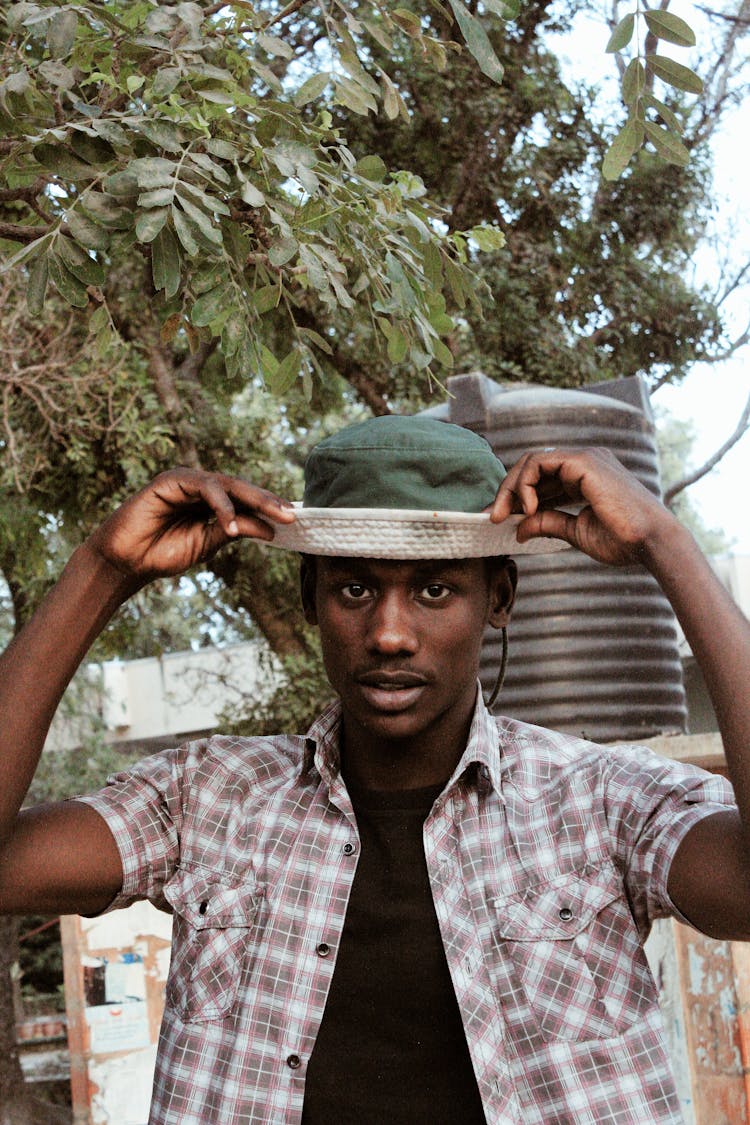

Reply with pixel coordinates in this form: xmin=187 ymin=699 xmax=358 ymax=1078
xmin=301 ymin=780 xmax=487 ymax=1123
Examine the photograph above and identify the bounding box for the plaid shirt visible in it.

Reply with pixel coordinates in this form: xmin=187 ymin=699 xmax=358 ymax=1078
xmin=80 ymin=692 xmax=735 ymax=1124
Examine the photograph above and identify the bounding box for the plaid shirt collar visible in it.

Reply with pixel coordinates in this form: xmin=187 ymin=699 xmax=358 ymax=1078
xmin=302 ymin=685 xmax=504 ymax=799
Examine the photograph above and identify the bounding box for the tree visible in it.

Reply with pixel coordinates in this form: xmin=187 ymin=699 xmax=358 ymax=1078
xmin=2 ymin=1 xmax=750 ymax=1118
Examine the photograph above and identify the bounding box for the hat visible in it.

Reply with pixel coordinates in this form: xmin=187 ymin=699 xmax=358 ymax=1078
xmin=268 ymin=415 xmax=567 ymax=558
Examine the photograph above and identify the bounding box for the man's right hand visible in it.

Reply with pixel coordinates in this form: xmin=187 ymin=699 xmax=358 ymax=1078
xmin=86 ymin=468 xmax=297 ymax=586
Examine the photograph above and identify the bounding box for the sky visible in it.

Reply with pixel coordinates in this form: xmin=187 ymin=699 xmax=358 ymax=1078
xmin=555 ymin=6 xmax=750 ymax=556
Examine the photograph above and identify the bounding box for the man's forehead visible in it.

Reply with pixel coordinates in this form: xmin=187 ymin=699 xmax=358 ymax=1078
xmin=317 ymin=556 xmax=487 ymax=578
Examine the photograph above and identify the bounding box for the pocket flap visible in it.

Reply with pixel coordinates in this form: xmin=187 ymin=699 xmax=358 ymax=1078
xmin=493 ymin=865 xmax=621 ymax=941
xmin=164 ymin=868 xmax=261 ymax=930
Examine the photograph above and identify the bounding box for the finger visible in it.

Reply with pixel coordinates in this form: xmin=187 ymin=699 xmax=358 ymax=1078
xmin=228 ymin=513 xmax=278 ymax=543
xmin=492 ymin=452 xmax=551 ymax=522
xmin=223 ymin=479 xmax=296 ymax=530
xmin=515 ymin=508 xmax=579 ymax=546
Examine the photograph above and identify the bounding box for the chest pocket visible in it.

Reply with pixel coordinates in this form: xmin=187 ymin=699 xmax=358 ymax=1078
xmin=492 ymin=864 xmax=652 ymax=1043
xmin=164 ymin=867 xmax=262 ymax=1022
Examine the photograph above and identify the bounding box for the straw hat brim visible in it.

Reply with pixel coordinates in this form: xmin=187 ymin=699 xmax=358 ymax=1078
xmin=266 ymin=505 xmax=570 ymax=558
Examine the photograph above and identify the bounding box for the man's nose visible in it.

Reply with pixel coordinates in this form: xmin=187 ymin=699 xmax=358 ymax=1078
xmin=366 ymin=592 xmax=418 ymax=655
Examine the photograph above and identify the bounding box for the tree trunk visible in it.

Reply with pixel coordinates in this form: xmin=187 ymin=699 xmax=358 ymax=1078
xmin=0 ymin=915 xmax=32 ymax=1125
xmin=0 ymin=920 xmax=72 ymax=1125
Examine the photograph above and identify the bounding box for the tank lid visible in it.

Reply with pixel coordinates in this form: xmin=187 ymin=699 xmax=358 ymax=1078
xmin=444 ymin=372 xmax=649 ymax=430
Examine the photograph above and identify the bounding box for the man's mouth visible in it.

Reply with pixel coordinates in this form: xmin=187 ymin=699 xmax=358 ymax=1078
xmin=356 ymin=671 xmax=429 ymax=711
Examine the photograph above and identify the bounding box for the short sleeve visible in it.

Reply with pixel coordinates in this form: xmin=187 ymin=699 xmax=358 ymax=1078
xmin=602 ymin=745 xmax=736 ymax=934
xmin=75 ymin=744 xmax=188 ymax=912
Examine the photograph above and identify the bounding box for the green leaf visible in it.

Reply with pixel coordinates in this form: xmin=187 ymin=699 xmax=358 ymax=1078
xmin=56 ymin=235 xmax=104 ymax=286
xmin=387 ymin=327 xmax=408 ymax=363
xmin=257 ymin=32 xmax=294 ymax=59
xmin=447 ymin=0 xmax=504 ymax=84
xmin=133 ymin=119 xmax=183 ymax=153
xmin=355 ymin=155 xmax=388 ymax=182
xmin=622 ymin=58 xmax=646 ymax=106
xmin=38 ymin=60 xmax=75 ymax=88
xmin=70 ymin=132 xmax=116 ymax=167
xmin=364 ymin=19 xmax=393 ymax=50
xmin=206 ymin=139 xmax=238 ymax=161
xmin=266 ymin=349 xmax=300 ymax=395
xmin=1 ymin=233 xmax=52 ymax=273
xmin=602 ymin=117 xmax=644 ymax=181
xmin=104 ymin=171 xmax=140 ymax=199
xmin=468 ymin=224 xmax=506 ymax=251
xmin=131 ymin=157 xmax=176 ymax=190
xmin=32 ymin=144 xmax=98 ymax=181
xmin=151 ymin=224 xmax=181 ymax=298
xmin=127 ymin=74 xmax=146 ymax=94
xmin=241 ymin=181 xmax=266 ymax=207
xmin=138 ymin=187 xmax=174 ymax=208
xmin=47 ymin=9 xmax=77 ymax=58
xmin=135 ymin=207 xmax=169 ymax=242
xmin=189 ymin=151 xmax=232 ymax=185
xmin=175 ymin=194 xmax=223 ymax=245
xmin=643 ymin=10 xmax=696 ymax=48
xmin=152 ymin=67 xmax=181 ymax=99
xmin=89 ymin=305 xmax=109 ymax=334
xmin=422 ymin=241 xmax=442 ymax=289
xmin=294 ymin=72 xmax=330 ymax=107
xmin=221 ymin=310 xmax=245 ymax=358
xmin=391 ymin=9 xmax=422 ymax=35
xmin=82 ymin=191 xmax=131 ymax=229
xmin=484 ymin=0 xmax=520 ymax=16
xmin=643 ymin=121 xmax=690 ymax=166
xmin=431 ymin=339 xmax=454 ymax=367
xmin=48 ymin=252 xmax=89 ymax=307
xmin=444 ymin=256 xmax=466 ymax=308
xmin=334 ymin=77 xmax=377 ymax=116
xmin=647 ymin=55 xmax=703 ymax=95
xmin=66 ymin=210 xmax=110 ymax=251
xmin=178 ymin=181 xmax=231 ymax=217
xmin=643 ymin=94 xmax=682 ymax=135
xmin=268 ymin=236 xmax=299 ymax=267
xmin=191 ymin=283 xmax=231 ymax=327
xmin=380 ymin=71 xmax=400 ymax=120
xmin=606 ymin=13 xmax=635 ymax=53
xmin=26 ymin=252 xmax=48 ymax=316
xmin=252 ymin=285 xmax=281 ymax=313
xmin=298 ymin=327 xmax=333 ymax=355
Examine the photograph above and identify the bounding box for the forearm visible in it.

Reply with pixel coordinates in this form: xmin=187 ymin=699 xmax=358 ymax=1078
xmin=641 ymin=519 xmax=750 ymax=841
xmin=0 ymin=542 xmax=137 ymax=846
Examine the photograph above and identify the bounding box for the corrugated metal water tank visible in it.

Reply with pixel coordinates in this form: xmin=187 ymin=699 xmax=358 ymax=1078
xmin=423 ymin=373 xmax=687 ymax=743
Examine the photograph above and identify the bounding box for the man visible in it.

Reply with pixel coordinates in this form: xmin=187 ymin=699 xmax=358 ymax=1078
xmin=0 ymin=414 xmax=748 ymax=1124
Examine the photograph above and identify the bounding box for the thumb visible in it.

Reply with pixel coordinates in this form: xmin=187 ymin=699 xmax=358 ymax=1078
xmin=516 ymin=508 xmax=579 ymax=546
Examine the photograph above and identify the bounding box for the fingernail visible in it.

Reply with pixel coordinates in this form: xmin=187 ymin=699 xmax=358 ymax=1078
xmin=228 ymin=520 xmax=238 ymax=536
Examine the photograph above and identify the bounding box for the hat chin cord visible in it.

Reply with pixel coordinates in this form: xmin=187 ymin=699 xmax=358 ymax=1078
xmin=485 ymin=626 xmax=508 ymax=711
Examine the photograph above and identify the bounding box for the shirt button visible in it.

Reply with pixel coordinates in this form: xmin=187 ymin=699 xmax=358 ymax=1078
xmin=198 ymin=900 xmax=208 ymax=915
xmin=342 ymin=841 xmax=356 ymax=855
xmin=559 ymin=907 xmax=573 ymax=922
xmin=286 ymin=1053 xmax=301 ymax=1069
xmin=316 ymin=942 xmax=331 ymax=957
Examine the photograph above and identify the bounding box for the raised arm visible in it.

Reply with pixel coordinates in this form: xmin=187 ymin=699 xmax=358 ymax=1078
xmin=491 ymin=447 xmax=750 ymax=939
xmin=0 ymin=469 xmax=294 ymax=915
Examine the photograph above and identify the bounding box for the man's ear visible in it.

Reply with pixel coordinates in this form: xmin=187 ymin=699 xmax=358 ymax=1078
xmin=487 ymin=557 xmax=517 ymax=630
xmin=300 ymin=555 xmax=318 ymax=625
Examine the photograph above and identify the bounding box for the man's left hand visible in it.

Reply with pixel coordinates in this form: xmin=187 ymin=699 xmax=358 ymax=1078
xmin=490 ymin=447 xmax=676 ymax=567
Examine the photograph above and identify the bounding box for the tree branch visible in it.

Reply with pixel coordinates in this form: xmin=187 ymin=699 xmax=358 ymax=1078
xmin=664 ymin=387 xmax=750 ymax=504
xmin=0 ymin=223 xmax=50 ymax=244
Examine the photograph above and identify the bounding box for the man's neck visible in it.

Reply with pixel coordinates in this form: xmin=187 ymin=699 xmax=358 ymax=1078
xmin=339 ymin=698 xmax=476 ymax=792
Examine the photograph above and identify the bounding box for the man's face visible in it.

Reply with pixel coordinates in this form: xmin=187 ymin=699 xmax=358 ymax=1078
xmin=302 ymin=556 xmax=514 ymax=751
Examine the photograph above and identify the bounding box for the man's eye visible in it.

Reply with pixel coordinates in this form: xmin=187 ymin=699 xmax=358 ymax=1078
xmin=341 ymin=584 xmax=370 ymax=600
xmin=421 ymin=584 xmax=451 ymax=601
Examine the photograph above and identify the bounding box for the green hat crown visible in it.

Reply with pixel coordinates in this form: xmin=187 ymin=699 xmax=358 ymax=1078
xmin=303 ymin=415 xmax=506 ymax=513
